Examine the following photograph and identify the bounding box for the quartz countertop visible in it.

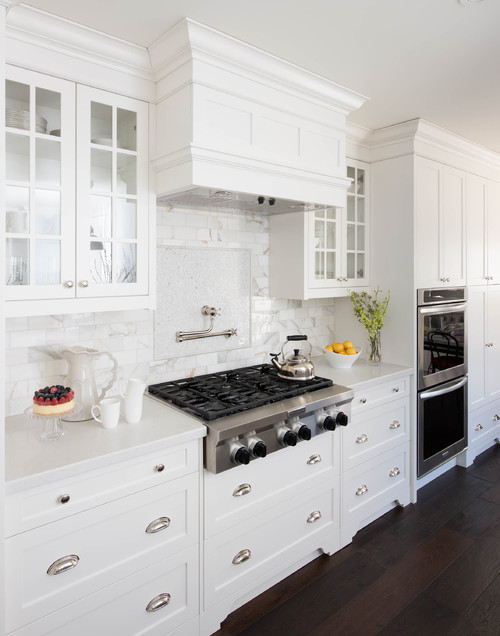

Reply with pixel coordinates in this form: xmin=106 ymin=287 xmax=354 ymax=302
xmin=5 ymin=395 xmax=206 ymax=493
xmin=311 ymin=356 xmax=413 ymax=390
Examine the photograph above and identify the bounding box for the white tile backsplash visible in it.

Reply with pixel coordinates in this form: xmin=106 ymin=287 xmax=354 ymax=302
xmin=4 ymin=206 xmax=335 ymax=416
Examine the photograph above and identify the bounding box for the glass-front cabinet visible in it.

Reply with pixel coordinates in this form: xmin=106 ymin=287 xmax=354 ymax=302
xmin=4 ymin=66 xmax=149 ymax=314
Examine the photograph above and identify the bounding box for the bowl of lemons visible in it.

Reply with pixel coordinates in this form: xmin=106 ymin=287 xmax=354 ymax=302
xmin=323 ymin=340 xmax=361 ymax=368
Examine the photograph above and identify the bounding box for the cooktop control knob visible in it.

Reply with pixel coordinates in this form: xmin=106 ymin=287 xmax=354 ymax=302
xmin=317 ymin=413 xmax=336 ymax=431
xmin=249 ymin=439 xmax=267 ymax=458
xmin=334 ymin=411 xmax=349 ymax=427
xmin=230 ymin=443 xmax=251 ymax=466
xmin=290 ymin=420 xmax=312 ymax=441
xmin=278 ymin=427 xmax=298 ymax=447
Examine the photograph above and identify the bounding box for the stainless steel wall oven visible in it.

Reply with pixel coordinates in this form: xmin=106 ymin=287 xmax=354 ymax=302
xmin=417 ymin=288 xmax=468 ymax=478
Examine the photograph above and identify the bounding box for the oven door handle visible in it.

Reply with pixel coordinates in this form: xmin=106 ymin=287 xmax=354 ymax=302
xmin=418 ymin=303 xmax=467 ymax=315
xmin=419 ymin=376 xmax=468 ymax=400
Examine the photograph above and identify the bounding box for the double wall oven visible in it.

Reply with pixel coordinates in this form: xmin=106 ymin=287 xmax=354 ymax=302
xmin=417 ymin=288 xmax=468 ymax=478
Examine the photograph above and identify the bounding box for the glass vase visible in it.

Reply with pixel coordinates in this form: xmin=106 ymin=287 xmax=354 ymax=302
xmin=367 ymin=332 xmax=382 ymax=365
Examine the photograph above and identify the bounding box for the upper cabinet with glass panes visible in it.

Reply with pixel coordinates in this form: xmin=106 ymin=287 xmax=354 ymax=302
xmin=4 ymin=66 xmax=150 ymax=315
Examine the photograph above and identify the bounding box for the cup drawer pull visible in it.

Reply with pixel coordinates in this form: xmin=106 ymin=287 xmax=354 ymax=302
xmin=389 ymin=467 xmax=401 ymax=477
xmin=145 ymin=517 xmax=171 ymax=533
xmin=47 ymin=554 xmax=80 ymax=576
xmin=356 ymin=433 xmax=368 ymax=444
xmin=232 ymin=549 xmax=251 ymax=565
xmin=146 ymin=593 xmax=171 ymax=613
xmin=233 ymin=483 xmax=252 ymax=497
xmin=389 ymin=420 xmax=401 ymax=429
xmin=307 ymin=454 xmax=321 ymax=465
xmin=475 ymin=423 xmax=484 ymax=431
xmin=393 ymin=387 xmax=400 ymax=393
xmin=59 ymin=494 xmax=71 ymax=504
xmin=359 ymin=397 xmax=367 ymax=404
xmin=307 ymin=510 xmax=322 ymax=524
xmin=355 ymin=485 xmax=368 ymax=496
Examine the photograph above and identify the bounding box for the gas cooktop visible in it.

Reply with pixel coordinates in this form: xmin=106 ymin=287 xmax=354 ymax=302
xmin=148 ymin=363 xmax=334 ymax=421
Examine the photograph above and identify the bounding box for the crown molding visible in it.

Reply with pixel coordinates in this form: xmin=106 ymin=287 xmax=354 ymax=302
xmin=150 ymin=18 xmax=368 ymax=115
xmin=6 ymin=4 xmax=155 ymax=99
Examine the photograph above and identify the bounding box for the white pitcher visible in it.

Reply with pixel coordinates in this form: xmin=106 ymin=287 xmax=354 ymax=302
xmin=119 ymin=377 xmax=147 ymax=424
xmin=60 ymin=346 xmax=118 ymax=421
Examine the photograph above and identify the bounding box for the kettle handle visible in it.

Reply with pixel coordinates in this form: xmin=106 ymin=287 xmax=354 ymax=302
xmin=96 ymin=351 xmax=118 ymax=402
xmin=287 ymin=335 xmax=307 ymax=341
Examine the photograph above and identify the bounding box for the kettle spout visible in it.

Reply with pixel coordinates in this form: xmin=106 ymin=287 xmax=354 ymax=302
xmin=270 ymin=354 xmax=282 ymax=373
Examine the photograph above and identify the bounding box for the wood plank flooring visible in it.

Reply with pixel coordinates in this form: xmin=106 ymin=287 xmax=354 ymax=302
xmin=214 ymin=444 xmax=500 ymax=636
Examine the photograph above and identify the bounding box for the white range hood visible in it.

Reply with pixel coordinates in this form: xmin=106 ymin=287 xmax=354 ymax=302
xmin=150 ymin=19 xmax=368 ymax=212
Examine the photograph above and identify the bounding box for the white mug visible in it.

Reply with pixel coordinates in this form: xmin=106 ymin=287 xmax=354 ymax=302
xmin=91 ymin=397 xmax=121 ymax=429
xmin=119 ymin=377 xmax=147 ymax=424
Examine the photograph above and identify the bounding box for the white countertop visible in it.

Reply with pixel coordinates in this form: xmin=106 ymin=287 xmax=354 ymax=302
xmin=312 ymin=356 xmax=413 ymax=390
xmin=5 ymin=395 xmax=206 ymax=493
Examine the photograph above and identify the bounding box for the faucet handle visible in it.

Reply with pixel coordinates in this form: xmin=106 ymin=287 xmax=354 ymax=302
xmin=202 ymin=305 xmax=220 ymax=317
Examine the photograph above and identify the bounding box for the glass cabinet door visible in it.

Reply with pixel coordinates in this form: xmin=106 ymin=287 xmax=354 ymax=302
xmin=5 ymin=67 xmax=75 ymax=301
xmin=345 ymin=162 xmax=368 ymax=286
xmin=309 ymin=208 xmax=342 ymax=288
xmin=76 ymin=85 xmax=148 ymax=297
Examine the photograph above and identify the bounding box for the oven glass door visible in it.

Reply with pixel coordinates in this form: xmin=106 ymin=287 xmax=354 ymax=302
xmin=417 ymin=303 xmax=467 ymax=389
xmin=417 ymin=376 xmax=468 ymax=478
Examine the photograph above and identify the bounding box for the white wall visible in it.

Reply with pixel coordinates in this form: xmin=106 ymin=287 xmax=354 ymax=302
xmin=4 ymin=205 xmax=337 ymax=416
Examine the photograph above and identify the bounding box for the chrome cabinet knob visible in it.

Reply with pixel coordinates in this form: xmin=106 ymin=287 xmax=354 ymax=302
xmin=389 ymin=420 xmax=401 ymax=429
xmin=47 ymin=554 xmax=80 ymax=576
xmin=475 ymin=423 xmax=484 ymax=431
xmin=146 ymin=593 xmax=171 ymax=613
xmin=232 ymin=549 xmax=251 ymax=565
xmin=64 ymin=280 xmax=74 ymax=288
xmin=392 ymin=387 xmax=400 ymax=393
xmin=233 ymin=483 xmax=252 ymax=497
xmin=59 ymin=494 xmax=70 ymax=504
xmin=355 ymin=484 xmax=368 ymax=496
xmin=493 ymin=414 xmax=500 ymax=421
xmin=356 ymin=433 xmax=368 ymax=444
xmin=389 ymin=467 xmax=401 ymax=477
xmin=155 ymin=464 xmax=165 ymax=473
xmin=359 ymin=397 xmax=367 ymax=404
xmin=79 ymin=280 xmax=89 ymax=288
xmin=343 ymin=277 xmax=348 ymax=282
xmin=307 ymin=510 xmax=322 ymax=524
xmin=145 ymin=517 xmax=171 ymax=534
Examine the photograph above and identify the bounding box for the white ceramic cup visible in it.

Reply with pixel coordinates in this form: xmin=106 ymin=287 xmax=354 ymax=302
xmin=119 ymin=377 xmax=147 ymax=424
xmin=91 ymin=397 xmax=121 ymax=429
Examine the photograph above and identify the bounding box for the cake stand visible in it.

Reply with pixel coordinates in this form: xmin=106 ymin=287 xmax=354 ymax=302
xmin=25 ymin=405 xmax=76 ymax=442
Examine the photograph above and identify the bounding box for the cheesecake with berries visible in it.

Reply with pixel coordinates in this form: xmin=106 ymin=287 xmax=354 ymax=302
xmin=33 ymin=385 xmax=75 ymax=416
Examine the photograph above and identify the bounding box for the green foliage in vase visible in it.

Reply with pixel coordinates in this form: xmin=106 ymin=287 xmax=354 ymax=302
xmin=347 ymin=287 xmax=390 ymax=340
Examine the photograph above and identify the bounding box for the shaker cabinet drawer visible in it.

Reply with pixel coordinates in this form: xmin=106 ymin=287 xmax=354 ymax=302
xmin=7 ymin=547 xmax=199 ymax=636
xmin=204 ymin=433 xmax=337 ymax=538
xmin=6 ymin=441 xmax=199 ymax=536
xmin=342 ymin=444 xmax=410 ymax=524
xmin=204 ymin=481 xmax=339 ymax=608
xmin=351 ymin=376 xmax=410 ymax=414
xmin=5 ymin=473 xmax=198 ymax=633
xmin=342 ymin=399 xmax=409 ymax=470
xmin=468 ymin=403 xmax=500 ymax=445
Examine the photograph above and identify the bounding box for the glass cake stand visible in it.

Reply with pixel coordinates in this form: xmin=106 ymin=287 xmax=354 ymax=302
xmin=25 ymin=405 xmax=76 ymax=442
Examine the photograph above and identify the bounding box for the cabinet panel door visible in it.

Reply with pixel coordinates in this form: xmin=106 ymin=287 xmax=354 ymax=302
xmin=466 ymin=173 xmax=487 ymax=286
xmin=486 ymin=180 xmax=500 ymax=284
xmin=467 ymin=286 xmax=487 ymax=409
xmin=307 ymin=208 xmax=342 ymax=290
xmin=5 ymin=66 xmax=76 ymax=301
xmin=442 ymin=166 xmax=466 ymax=285
xmin=486 ymin=287 xmax=500 ymax=400
xmin=415 ymin=157 xmax=441 ymax=287
xmin=76 ymin=85 xmax=149 ymax=298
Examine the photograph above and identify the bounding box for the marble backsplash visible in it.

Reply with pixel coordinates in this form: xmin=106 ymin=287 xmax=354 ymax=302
xmin=4 ymin=205 xmax=336 ymax=416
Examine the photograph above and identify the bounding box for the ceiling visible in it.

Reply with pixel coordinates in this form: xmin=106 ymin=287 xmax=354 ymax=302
xmin=15 ymin=0 xmax=500 ymax=154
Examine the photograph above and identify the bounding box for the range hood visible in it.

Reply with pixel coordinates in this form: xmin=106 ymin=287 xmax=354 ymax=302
xmin=150 ymin=19 xmax=368 ymax=213
xmin=157 ymin=187 xmax=332 ymax=215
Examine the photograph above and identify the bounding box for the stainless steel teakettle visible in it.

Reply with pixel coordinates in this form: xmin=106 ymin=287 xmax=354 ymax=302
xmin=270 ymin=335 xmax=315 ymax=381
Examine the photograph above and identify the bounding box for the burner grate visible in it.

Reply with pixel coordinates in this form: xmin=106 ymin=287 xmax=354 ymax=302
xmin=148 ymin=364 xmax=333 ymax=421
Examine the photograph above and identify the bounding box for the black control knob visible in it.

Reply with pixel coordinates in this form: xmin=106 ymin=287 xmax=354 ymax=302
xmin=282 ymin=430 xmax=298 ymax=447
xmin=297 ymin=425 xmax=312 ymax=441
xmin=252 ymin=441 xmax=267 ymax=458
xmin=320 ymin=415 xmax=336 ymax=431
xmin=335 ymin=411 xmax=349 ymax=427
xmin=233 ymin=446 xmax=251 ymax=465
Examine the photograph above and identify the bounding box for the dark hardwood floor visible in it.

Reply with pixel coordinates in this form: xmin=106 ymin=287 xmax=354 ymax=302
xmin=214 ymin=444 xmax=500 ymax=636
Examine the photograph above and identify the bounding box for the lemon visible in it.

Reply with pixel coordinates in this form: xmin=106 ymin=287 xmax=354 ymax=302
xmin=346 ymin=347 xmax=357 ymax=355
xmin=332 ymin=342 xmax=344 ymax=353
xmin=343 ymin=340 xmax=353 ymax=349
xmin=338 ymin=351 xmax=347 ymax=355
xmin=325 ymin=345 xmax=334 ymax=352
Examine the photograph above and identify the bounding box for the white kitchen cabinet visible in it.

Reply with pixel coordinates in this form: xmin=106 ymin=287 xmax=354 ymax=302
xmin=466 ymin=174 xmax=500 ymax=286
xmin=269 ymin=162 xmax=369 ymax=300
xmin=415 ymin=157 xmax=466 ymax=288
xmin=4 ymin=440 xmax=200 ymax=635
xmin=4 ymin=65 xmax=150 ymax=316
xmin=341 ymin=373 xmax=411 ymax=545
xmin=466 ymin=286 xmax=500 ymax=411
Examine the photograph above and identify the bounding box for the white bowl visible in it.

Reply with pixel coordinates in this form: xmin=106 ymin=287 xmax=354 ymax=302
xmin=323 ymin=346 xmax=362 ymax=369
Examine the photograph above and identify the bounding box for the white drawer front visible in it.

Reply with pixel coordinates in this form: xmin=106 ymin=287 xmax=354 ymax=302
xmin=6 ymin=473 xmax=198 ymax=632
xmin=342 ymin=444 xmax=410 ymax=523
xmin=6 ymin=441 xmax=199 ymax=536
xmin=204 ymin=433 xmax=338 ymax=538
xmin=7 ymin=548 xmax=199 ymax=636
xmin=204 ymin=482 xmax=339 ymax=608
xmin=468 ymin=404 xmax=500 ymax=445
xmin=342 ymin=399 xmax=409 ymax=471
xmin=351 ymin=376 xmax=410 ymax=415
